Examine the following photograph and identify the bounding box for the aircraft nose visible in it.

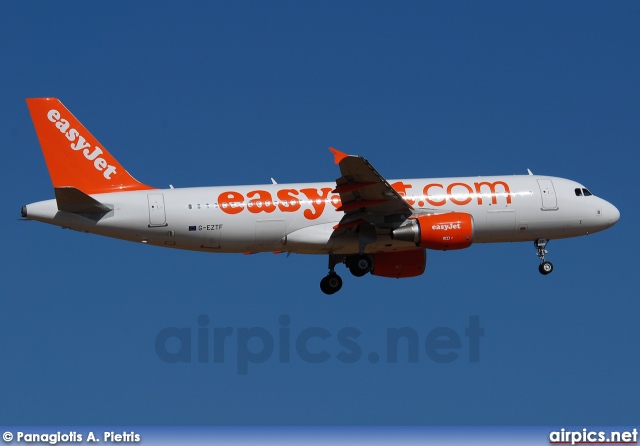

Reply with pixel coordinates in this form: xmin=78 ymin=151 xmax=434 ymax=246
xmin=606 ymin=202 xmax=620 ymax=227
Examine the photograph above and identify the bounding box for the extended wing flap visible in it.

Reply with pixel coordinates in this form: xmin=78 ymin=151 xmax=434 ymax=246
xmin=55 ymin=187 xmax=111 ymax=214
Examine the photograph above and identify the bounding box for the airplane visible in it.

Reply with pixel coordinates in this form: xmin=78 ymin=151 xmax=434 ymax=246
xmin=21 ymin=98 xmax=620 ymax=294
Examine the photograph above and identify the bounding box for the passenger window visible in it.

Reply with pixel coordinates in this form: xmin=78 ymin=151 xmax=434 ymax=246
xmin=188 ymin=204 xmax=192 ymax=209
xmin=582 ymin=188 xmax=593 ymax=196
xmin=575 ymin=188 xmax=583 ymax=196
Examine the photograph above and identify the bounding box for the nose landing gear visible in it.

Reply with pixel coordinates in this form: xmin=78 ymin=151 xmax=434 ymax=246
xmin=535 ymin=239 xmax=554 ymax=275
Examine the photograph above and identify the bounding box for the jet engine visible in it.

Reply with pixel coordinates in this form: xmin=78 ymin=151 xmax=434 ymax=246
xmin=391 ymin=213 xmax=474 ymax=250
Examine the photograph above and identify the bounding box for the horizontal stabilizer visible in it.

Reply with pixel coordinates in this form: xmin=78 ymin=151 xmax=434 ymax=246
xmin=55 ymin=187 xmax=111 ymax=214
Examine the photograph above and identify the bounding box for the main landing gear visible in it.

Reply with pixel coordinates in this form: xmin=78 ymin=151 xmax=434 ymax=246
xmin=320 ymin=254 xmax=345 ymax=295
xmin=346 ymin=254 xmax=372 ymax=277
xmin=535 ymin=239 xmax=554 ymax=275
xmin=320 ymin=272 xmax=342 ymax=295
xmin=320 ymin=253 xmax=374 ymax=295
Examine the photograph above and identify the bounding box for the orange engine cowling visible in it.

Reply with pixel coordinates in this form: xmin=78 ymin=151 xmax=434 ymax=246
xmin=391 ymin=213 xmax=474 ymax=250
xmin=371 ymin=249 xmax=426 ymax=278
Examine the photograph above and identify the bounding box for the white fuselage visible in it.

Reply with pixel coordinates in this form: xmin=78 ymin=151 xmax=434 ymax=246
xmin=24 ymin=174 xmax=619 ymax=255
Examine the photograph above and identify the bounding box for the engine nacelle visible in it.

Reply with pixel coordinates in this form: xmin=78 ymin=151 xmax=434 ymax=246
xmin=391 ymin=213 xmax=474 ymax=250
xmin=371 ymin=249 xmax=426 ymax=278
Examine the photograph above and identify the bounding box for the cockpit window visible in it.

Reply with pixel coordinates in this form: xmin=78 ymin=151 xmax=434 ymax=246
xmin=575 ymin=187 xmax=594 ymax=197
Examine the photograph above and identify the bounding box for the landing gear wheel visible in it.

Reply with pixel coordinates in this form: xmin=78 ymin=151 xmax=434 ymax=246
xmin=320 ymin=273 xmax=343 ymax=295
xmin=347 ymin=254 xmax=372 ymax=277
xmin=534 ymin=239 xmax=554 ymax=275
xmin=539 ymin=261 xmax=553 ymax=275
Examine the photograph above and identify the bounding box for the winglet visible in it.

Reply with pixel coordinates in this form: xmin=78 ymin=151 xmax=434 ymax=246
xmin=26 ymin=98 xmax=155 ymax=194
xmin=329 ymin=147 xmax=349 ymax=165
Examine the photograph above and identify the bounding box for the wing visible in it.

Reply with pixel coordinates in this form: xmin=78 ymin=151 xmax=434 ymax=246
xmin=329 ymin=148 xmax=413 ymax=233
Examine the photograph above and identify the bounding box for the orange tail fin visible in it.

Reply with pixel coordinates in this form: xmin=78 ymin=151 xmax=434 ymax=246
xmin=26 ymin=98 xmax=155 ymax=194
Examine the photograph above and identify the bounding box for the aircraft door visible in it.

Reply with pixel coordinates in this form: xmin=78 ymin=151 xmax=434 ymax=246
xmin=148 ymin=193 xmax=167 ymax=226
xmin=537 ymin=180 xmax=558 ymax=210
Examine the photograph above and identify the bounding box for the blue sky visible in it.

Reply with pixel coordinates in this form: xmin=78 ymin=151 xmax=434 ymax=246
xmin=1 ymin=1 xmax=638 ymax=425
